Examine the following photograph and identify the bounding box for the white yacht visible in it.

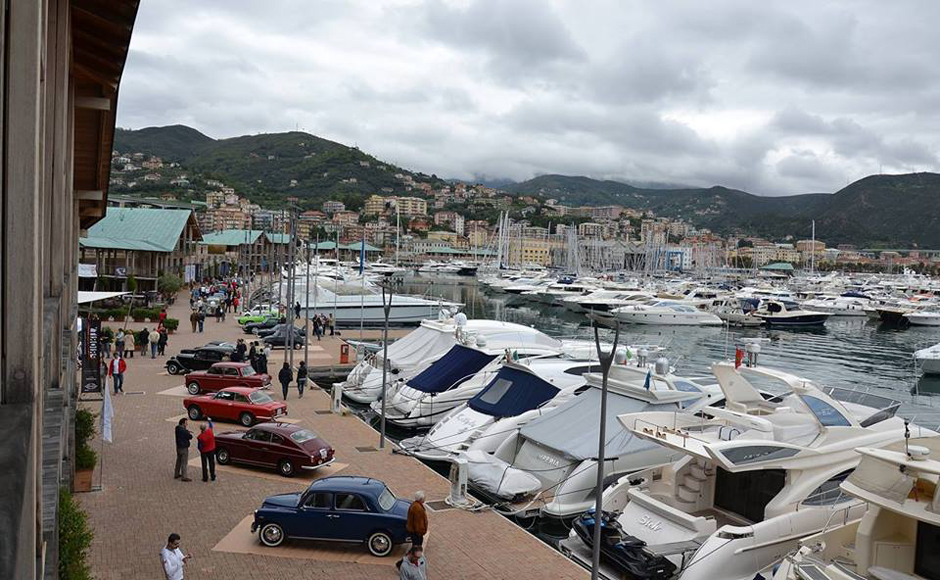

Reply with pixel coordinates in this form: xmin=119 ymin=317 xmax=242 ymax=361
xmin=802 ymin=295 xmax=870 ymax=317
xmin=612 ymin=300 xmax=724 ymax=326
xmin=398 ymin=358 xmax=596 ymax=461
xmin=773 ymin=437 xmax=940 ymax=580
xmin=577 ymin=362 xmax=913 ymax=580
xmin=562 ymin=290 xmax=656 ymax=314
xmin=709 ymin=297 xmax=764 ymax=327
xmin=464 ymin=361 xmax=729 ymax=520
xmin=914 ymin=343 xmax=940 ymax=375
xmin=905 ymin=310 xmax=940 ymax=327
xmin=374 ymin=337 xmax=601 ymax=428
xmin=754 ymin=299 xmax=830 ymax=327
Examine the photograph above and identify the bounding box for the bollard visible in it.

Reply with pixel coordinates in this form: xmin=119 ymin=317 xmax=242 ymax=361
xmin=446 ymin=456 xmax=471 ymax=507
xmin=332 ymin=383 xmax=343 ymax=414
xmin=339 ymin=343 xmax=349 ymax=364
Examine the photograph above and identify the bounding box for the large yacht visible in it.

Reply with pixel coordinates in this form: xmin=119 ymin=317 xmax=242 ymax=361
xmin=398 ymin=358 xmax=596 ymax=461
xmin=773 ymin=437 xmax=940 ymax=580
xmin=464 ymin=361 xmax=730 ymax=520
xmin=612 ymin=300 xmax=724 ymax=326
xmin=754 ymin=299 xmax=830 ymax=327
xmin=569 ymin=362 xmax=916 ymax=580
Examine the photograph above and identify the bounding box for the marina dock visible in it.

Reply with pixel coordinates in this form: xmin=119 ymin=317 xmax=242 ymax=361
xmin=78 ymin=297 xmax=588 ymax=579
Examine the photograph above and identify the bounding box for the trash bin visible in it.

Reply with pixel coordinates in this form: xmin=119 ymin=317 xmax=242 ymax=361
xmin=340 ymin=344 xmax=349 ymax=364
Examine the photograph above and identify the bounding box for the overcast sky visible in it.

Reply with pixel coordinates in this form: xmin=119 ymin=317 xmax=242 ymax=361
xmin=117 ymin=0 xmax=940 ymax=196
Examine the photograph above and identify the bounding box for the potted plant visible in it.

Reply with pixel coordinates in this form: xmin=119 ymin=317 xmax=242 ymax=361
xmin=58 ymin=487 xmax=94 ymax=579
xmin=73 ymin=408 xmax=97 ymax=492
xmin=164 ymin=318 xmax=179 ymax=334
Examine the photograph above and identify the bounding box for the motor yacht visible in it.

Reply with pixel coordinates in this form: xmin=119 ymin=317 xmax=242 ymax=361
xmin=398 ymin=358 xmax=597 ymax=461
xmin=708 ymin=297 xmax=764 ymax=327
xmin=562 ymin=290 xmax=656 ymax=314
xmin=801 ymin=295 xmax=870 ymax=317
xmin=612 ymin=300 xmax=724 ymax=326
xmin=572 ymin=362 xmax=914 ymax=580
xmin=374 ymin=337 xmax=604 ymax=428
xmin=773 ymin=437 xmax=940 ymax=580
xmin=754 ymin=299 xmax=830 ymax=327
xmin=340 ymin=316 xmax=555 ymax=404
xmin=914 ymin=342 xmax=940 ymax=375
xmin=464 ymin=360 xmax=731 ymax=520
xmin=905 ymin=310 xmax=940 ymax=327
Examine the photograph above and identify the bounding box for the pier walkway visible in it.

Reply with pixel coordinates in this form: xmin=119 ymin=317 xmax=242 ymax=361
xmin=78 ymin=296 xmax=587 ymax=579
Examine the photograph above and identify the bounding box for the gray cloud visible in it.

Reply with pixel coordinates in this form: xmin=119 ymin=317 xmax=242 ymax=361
xmin=117 ymin=0 xmax=940 ymax=196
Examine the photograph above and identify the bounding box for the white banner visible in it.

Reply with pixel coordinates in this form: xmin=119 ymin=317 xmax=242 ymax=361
xmin=102 ymin=379 xmax=114 ymax=443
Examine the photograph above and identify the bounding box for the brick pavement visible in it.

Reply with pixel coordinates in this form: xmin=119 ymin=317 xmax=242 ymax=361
xmin=79 ymin=295 xmax=588 ymax=579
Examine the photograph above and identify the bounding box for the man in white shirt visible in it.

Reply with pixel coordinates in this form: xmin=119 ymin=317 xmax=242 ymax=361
xmin=160 ymin=533 xmax=190 ymax=580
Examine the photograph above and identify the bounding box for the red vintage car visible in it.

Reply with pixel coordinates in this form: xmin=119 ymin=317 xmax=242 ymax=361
xmin=184 ymin=387 xmax=287 ymax=427
xmin=215 ymin=423 xmax=335 ymax=477
xmin=185 ymin=362 xmax=271 ymax=395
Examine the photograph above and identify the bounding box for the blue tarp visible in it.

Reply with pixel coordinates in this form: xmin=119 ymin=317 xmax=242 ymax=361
xmin=407 ymin=345 xmax=496 ymax=394
xmin=468 ymin=366 xmax=560 ymax=418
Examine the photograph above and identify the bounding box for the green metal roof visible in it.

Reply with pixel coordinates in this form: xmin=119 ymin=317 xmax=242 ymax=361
xmin=427 ymin=246 xmax=463 ymax=254
xmin=201 ymin=229 xmax=264 ymax=246
xmin=265 ymin=232 xmax=291 ymax=245
xmin=311 ymin=241 xmax=338 ymax=251
xmin=340 ymin=241 xmax=381 ymax=252
xmin=80 ymin=207 xmax=194 ymax=252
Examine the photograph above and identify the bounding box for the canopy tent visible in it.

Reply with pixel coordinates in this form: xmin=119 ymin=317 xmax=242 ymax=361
xmin=519 ymin=388 xmax=677 ymax=460
xmin=469 ymin=366 xmax=560 ymax=418
xmin=406 ymin=345 xmax=496 ymax=394
xmin=77 ymin=291 xmax=128 ymax=304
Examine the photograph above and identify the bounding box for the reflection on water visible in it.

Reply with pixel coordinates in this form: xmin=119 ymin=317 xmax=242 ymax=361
xmin=402 ymin=274 xmax=940 ymax=423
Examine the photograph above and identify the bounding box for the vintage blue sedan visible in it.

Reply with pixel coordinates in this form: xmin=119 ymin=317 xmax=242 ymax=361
xmin=251 ymin=476 xmax=412 ymax=556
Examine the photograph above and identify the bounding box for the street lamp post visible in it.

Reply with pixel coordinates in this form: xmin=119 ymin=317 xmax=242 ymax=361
xmin=590 ymin=320 xmax=620 ymax=580
xmin=379 ymin=272 xmax=393 ymax=449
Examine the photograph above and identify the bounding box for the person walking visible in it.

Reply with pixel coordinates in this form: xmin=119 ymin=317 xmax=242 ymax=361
xmin=312 ymin=316 xmax=321 ymax=341
xmin=233 ymin=339 xmax=247 ymax=363
xmin=189 ymin=310 xmax=198 ymax=333
xmin=158 ymin=328 xmax=168 ymax=356
xmin=398 ymin=546 xmax=428 ymax=580
xmin=115 ymin=329 xmax=126 ymax=358
xmin=159 ymin=308 xmax=168 ymax=327
xmin=108 ymin=352 xmax=126 ymax=395
xmin=197 ymin=310 xmax=205 ymax=333
xmin=197 ymin=418 xmax=217 ymax=482
xmin=294 ymin=301 xmax=301 ymax=320
xmin=139 ymin=328 xmax=150 ymax=357
xmin=278 ymin=362 xmax=292 ymax=401
xmin=174 ymin=418 xmax=193 ymax=482
xmin=296 ymin=361 xmax=307 ymax=398
xmin=328 ymin=313 xmax=335 ymax=336
xmin=124 ymin=329 xmax=135 ymax=358
xmin=102 ymin=331 xmax=112 ymax=357
xmin=262 ymin=344 xmax=271 ymax=373
xmin=406 ymin=491 xmax=428 ymax=547
xmin=248 ymin=342 xmax=258 ymax=370
xmin=149 ymin=328 xmax=160 ymax=359
xmin=160 ymin=533 xmax=190 ymax=580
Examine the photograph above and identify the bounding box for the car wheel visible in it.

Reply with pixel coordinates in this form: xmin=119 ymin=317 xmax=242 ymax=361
xmin=239 ymin=412 xmax=255 ymax=427
xmin=187 ymin=382 xmax=201 ymax=395
xmin=277 ymin=459 xmax=295 ymax=477
xmin=167 ymin=362 xmax=181 ymax=375
xmin=187 ymin=406 xmax=202 ymax=420
xmin=259 ymin=523 xmax=285 ymax=547
xmin=367 ymin=531 xmax=393 ymax=557
xmin=216 ymin=447 xmax=230 ymax=464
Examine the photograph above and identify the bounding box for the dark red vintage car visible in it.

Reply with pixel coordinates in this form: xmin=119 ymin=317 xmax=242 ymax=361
xmin=215 ymin=423 xmax=335 ymax=477
xmin=185 ymin=362 xmax=271 ymax=395
xmin=183 ymin=386 xmax=287 ymax=427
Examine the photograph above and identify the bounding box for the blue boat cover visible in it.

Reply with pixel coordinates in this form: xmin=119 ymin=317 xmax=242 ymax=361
xmin=407 ymin=345 xmax=496 ymax=394
xmin=468 ymin=366 xmax=560 ymax=418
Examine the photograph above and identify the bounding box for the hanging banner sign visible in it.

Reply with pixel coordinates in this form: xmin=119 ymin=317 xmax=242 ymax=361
xmin=81 ymin=317 xmax=103 ymax=394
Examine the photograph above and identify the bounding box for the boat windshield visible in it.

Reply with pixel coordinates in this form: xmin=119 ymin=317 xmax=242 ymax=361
xmin=823 ymin=387 xmax=901 ymax=427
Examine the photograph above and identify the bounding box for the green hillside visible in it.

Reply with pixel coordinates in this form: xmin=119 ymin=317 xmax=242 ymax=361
xmin=113 ymin=126 xmax=446 ymax=210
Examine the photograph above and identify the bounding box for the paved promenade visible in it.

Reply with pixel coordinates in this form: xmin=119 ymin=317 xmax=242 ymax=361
xmin=78 ymin=296 xmax=587 ymax=579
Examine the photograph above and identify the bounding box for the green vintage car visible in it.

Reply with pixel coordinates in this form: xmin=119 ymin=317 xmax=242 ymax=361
xmin=237 ymin=305 xmax=280 ymax=325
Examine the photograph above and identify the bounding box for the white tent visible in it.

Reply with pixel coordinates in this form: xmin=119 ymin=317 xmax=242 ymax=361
xmin=77 ymin=291 xmax=127 ymax=304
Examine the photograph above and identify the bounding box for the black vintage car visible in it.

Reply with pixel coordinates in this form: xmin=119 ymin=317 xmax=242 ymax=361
xmin=243 ymin=316 xmax=282 ymax=335
xmin=165 ymin=345 xmax=234 ymax=375
xmin=262 ymin=327 xmax=306 ymax=349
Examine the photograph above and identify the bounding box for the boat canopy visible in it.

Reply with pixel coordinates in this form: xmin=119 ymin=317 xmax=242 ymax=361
xmin=468 ymin=366 xmax=560 ymax=418
xmin=380 ymin=324 xmax=455 ymax=369
xmin=406 ymin=345 xmax=496 ymax=394
xmin=519 ymin=388 xmax=677 ymax=460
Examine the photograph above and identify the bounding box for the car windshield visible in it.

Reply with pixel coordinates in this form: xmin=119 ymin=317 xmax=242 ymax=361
xmin=289 ymin=429 xmax=318 ymax=443
xmin=241 ymin=366 xmax=256 ymax=377
xmin=249 ymin=391 xmax=273 ymax=404
xmin=378 ymin=487 xmax=396 ymax=511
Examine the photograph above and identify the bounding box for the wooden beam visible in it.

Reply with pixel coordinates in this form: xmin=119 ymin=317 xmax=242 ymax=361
xmin=75 ymin=190 xmax=104 ymax=201
xmin=72 ymin=62 xmax=117 ymax=90
xmin=75 ymin=96 xmax=110 ymax=111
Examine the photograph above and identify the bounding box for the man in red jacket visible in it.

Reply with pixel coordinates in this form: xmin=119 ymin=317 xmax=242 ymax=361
xmin=107 ymin=352 xmax=126 ymax=394
xmin=197 ymin=418 xmax=217 ymax=482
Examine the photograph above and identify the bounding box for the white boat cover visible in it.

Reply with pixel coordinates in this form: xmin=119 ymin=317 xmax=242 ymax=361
xmin=464 ymin=450 xmax=542 ymax=497
xmin=518 ymin=388 xmax=677 ymax=461
xmin=379 ymin=324 xmax=455 ymax=371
